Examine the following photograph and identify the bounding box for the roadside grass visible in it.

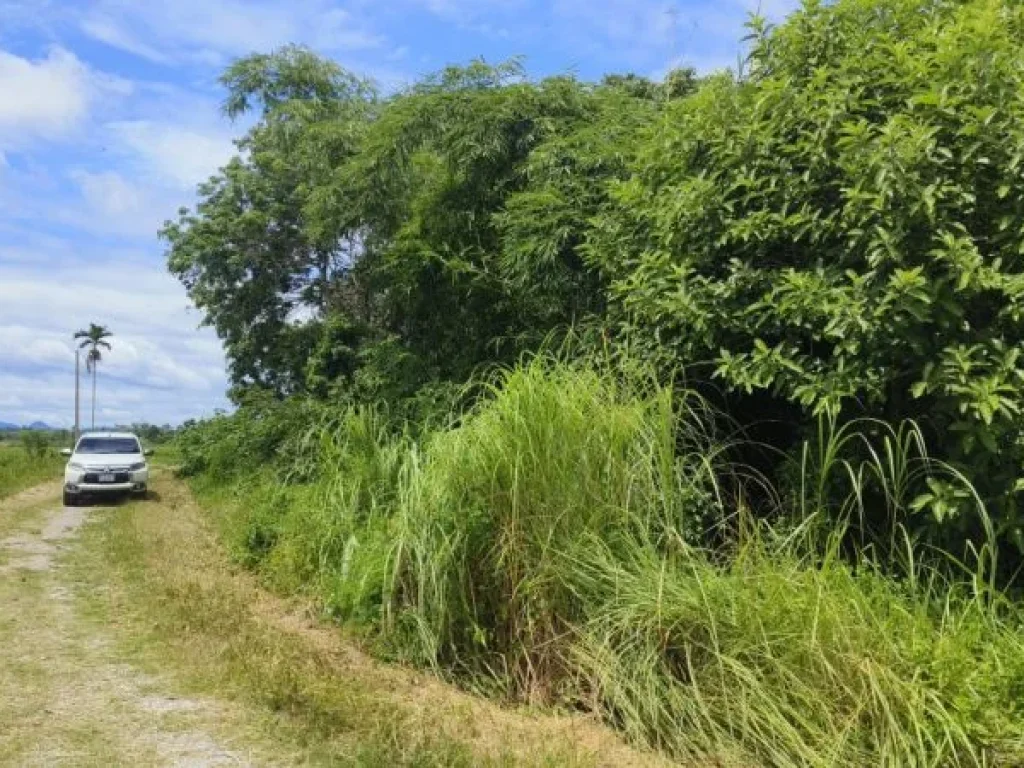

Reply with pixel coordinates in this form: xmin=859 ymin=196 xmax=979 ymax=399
xmin=181 ymin=359 xmax=1024 ymax=767
xmin=147 ymin=441 xmax=181 ymax=470
xmin=0 ymin=445 xmax=63 ymax=500
xmin=0 ymin=571 xmax=55 ymax=765
xmin=0 ymin=580 xmax=126 ymax=765
xmin=69 ymin=471 xmax=664 ymax=767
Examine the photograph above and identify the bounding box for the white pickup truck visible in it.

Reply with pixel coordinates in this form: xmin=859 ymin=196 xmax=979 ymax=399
xmin=62 ymin=431 xmax=151 ymax=506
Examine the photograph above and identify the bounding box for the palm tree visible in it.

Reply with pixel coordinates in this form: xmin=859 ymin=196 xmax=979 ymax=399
xmin=73 ymin=324 xmax=113 ymax=430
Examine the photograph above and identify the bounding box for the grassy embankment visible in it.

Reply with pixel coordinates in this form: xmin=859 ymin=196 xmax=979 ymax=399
xmin=178 ymin=360 xmax=1024 ymax=767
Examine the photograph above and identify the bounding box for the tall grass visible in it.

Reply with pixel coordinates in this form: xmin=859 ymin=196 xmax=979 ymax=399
xmin=0 ymin=444 xmax=63 ymax=500
xmin=570 ymin=533 xmax=1024 ymax=765
xmin=378 ymin=364 xmax=726 ymax=696
xmin=182 ymin=359 xmax=1024 ymax=766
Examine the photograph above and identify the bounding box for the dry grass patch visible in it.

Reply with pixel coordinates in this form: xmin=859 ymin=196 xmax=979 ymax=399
xmin=1 ymin=487 xmax=251 ymax=767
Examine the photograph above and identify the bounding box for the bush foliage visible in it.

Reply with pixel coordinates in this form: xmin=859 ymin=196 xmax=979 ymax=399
xmin=0 ymin=445 xmax=63 ymax=500
xmin=594 ymin=0 xmax=1024 ymax=551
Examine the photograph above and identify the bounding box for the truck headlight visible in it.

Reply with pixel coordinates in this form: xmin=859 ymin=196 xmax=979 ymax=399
xmin=68 ymin=462 xmax=84 ymax=471
xmin=129 ymin=462 xmax=147 ymax=471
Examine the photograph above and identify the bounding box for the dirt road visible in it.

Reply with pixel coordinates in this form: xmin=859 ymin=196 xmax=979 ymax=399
xmin=0 ymin=483 xmax=254 ymax=766
xmin=0 ymin=476 xmax=668 ymax=768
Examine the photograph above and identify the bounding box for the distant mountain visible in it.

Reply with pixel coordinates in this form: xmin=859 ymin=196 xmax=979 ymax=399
xmin=0 ymin=421 xmax=55 ymax=431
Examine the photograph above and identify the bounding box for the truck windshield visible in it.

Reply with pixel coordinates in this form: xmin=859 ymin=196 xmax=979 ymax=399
xmin=76 ymin=438 xmax=141 ymax=454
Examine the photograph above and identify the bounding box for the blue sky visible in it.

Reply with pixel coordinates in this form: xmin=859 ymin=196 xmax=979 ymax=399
xmin=0 ymin=0 xmax=796 ymax=427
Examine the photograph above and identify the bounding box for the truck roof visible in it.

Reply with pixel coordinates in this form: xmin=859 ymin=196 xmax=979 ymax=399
xmin=79 ymin=431 xmax=139 ymax=440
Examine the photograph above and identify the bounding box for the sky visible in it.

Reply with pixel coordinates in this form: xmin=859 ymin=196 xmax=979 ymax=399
xmin=0 ymin=0 xmax=797 ymax=428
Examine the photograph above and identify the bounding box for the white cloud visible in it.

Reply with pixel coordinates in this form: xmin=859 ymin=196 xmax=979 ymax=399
xmin=0 ymin=255 xmax=230 ymax=426
xmin=0 ymin=99 xmax=238 ymax=240
xmin=409 ymin=0 xmax=523 ymax=39
xmin=315 ymin=9 xmax=387 ymax=51
xmin=545 ymin=0 xmax=800 ymax=74
xmin=0 ymin=327 xmax=74 ymax=366
xmin=70 ymin=170 xmax=146 ymax=218
xmin=58 ymin=169 xmax=178 ymax=239
xmin=553 ymin=0 xmax=676 ymax=49
xmin=0 ymin=47 xmax=90 ymax=139
xmin=0 ymin=261 xmax=196 ymax=336
xmin=103 ymin=336 xmax=222 ymax=391
xmin=107 ymin=120 xmax=236 ymax=190
xmin=0 ymin=45 xmax=132 ymax=152
xmin=80 ymin=0 xmax=388 ymax=64
xmin=80 ymin=16 xmax=172 ymax=64
xmin=416 ymin=0 xmax=527 ymax=19
xmin=0 ymin=363 xmax=225 ymax=427
xmin=403 ymin=0 xmax=798 ymax=75
xmin=99 ymin=407 xmax=134 ymax=421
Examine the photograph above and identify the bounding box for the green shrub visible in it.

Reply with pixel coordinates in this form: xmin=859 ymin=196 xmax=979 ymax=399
xmin=19 ymin=430 xmax=50 ymax=458
xmin=591 ymin=0 xmax=1024 ymax=554
xmin=177 ymin=395 xmax=324 ymax=480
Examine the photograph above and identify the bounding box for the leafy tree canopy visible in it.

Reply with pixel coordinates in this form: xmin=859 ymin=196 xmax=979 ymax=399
xmin=165 ymin=52 xmax=680 ymax=401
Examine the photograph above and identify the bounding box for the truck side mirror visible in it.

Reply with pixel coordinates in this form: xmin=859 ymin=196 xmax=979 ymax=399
xmin=144 ymin=449 xmax=154 ymax=457
xmin=61 ymin=448 xmax=72 ymax=457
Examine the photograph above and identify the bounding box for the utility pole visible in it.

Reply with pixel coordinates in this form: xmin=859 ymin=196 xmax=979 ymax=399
xmin=667 ymin=4 xmax=680 ymax=66
xmin=663 ymin=4 xmax=682 ymax=105
xmin=74 ymin=348 xmax=81 ymax=446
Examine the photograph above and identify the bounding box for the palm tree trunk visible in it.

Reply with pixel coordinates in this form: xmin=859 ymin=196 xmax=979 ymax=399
xmin=91 ymin=367 xmax=97 ymax=429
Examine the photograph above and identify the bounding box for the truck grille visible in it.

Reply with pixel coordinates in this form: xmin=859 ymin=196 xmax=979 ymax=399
xmin=83 ymin=472 xmax=131 ymax=483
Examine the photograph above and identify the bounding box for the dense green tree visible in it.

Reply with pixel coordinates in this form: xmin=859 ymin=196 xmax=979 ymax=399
xmin=166 ymin=52 xmax=664 ymax=402
xmin=166 ymin=0 xmax=1024 ymax=555
xmin=164 ymin=46 xmax=376 ymax=397
xmin=594 ymin=0 xmax=1024 ymax=547
xmin=336 ymin=61 xmax=657 ymax=383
